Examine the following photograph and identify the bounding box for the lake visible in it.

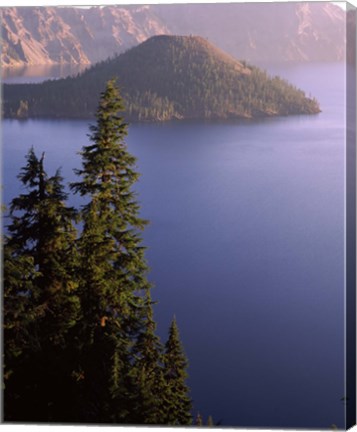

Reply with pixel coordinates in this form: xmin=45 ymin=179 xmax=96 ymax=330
xmin=1 ymin=63 xmax=88 ymax=84
xmin=2 ymin=63 xmax=346 ymax=428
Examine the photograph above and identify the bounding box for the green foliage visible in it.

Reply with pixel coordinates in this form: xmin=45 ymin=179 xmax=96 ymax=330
xmin=70 ymin=78 xmax=154 ymax=422
xmin=3 ymin=35 xmax=320 ymax=121
xmin=7 ymin=149 xmax=80 ymax=347
xmin=3 ymin=243 xmax=39 ymax=374
xmin=3 ymin=149 xmax=80 ymax=421
xmin=3 ymin=80 xmax=192 ymax=424
xmin=162 ymin=317 xmax=192 ymax=425
xmin=129 ymin=291 xmax=168 ymax=424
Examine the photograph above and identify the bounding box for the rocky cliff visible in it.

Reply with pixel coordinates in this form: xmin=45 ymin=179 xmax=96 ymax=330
xmin=1 ymin=5 xmax=169 ymax=66
xmin=1 ymin=2 xmax=347 ymax=67
xmin=152 ymin=2 xmax=346 ymax=63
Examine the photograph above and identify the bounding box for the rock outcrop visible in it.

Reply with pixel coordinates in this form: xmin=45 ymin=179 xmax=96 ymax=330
xmin=1 ymin=3 xmax=347 ymax=68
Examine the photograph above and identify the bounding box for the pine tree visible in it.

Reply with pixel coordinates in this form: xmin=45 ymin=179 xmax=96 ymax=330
xmin=3 ymin=81 xmax=194 ymax=425
xmin=130 ymin=291 xmax=168 ymax=424
xmin=3 ymin=148 xmax=80 ymax=421
xmin=162 ymin=317 xmax=192 ymax=425
xmin=3 ymin=241 xmax=39 ymax=421
xmin=70 ymin=79 xmax=154 ymax=422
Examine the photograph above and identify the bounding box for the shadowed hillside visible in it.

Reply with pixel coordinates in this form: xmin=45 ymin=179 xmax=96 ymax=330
xmin=3 ymin=35 xmax=320 ymax=121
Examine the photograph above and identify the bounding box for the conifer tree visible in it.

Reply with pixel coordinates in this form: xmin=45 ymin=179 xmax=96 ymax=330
xmin=3 ymin=148 xmax=80 ymax=421
xmin=3 ymin=242 xmax=39 ymax=421
xmin=130 ymin=291 xmax=168 ymax=424
xmin=3 ymin=82 xmax=194 ymax=425
xmin=162 ymin=317 xmax=192 ymax=425
xmin=70 ymin=79 xmax=154 ymax=422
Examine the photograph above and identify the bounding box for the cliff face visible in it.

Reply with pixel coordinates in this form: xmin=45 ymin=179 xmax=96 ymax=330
xmin=1 ymin=2 xmax=347 ymax=68
xmin=151 ymin=2 xmax=346 ymax=63
xmin=1 ymin=7 xmax=90 ymax=66
xmin=1 ymin=6 xmax=169 ymax=66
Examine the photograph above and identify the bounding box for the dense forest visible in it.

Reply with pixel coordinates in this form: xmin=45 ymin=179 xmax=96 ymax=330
xmin=3 ymin=81 xmax=198 ymax=424
xmin=3 ymin=35 xmax=320 ymax=121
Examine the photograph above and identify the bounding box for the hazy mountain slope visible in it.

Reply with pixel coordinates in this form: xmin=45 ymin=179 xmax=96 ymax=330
xmin=3 ymin=35 xmax=320 ymax=121
xmin=1 ymin=2 xmax=346 ymax=68
xmin=1 ymin=6 xmax=169 ymax=67
xmin=1 ymin=7 xmax=90 ymax=66
xmin=151 ymin=2 xmax=346 ymax=63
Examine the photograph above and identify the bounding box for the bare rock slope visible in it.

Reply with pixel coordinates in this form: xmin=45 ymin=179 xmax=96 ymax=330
xmin=152 ymin=2 xmax=346 ymax=63
xmin=1 ymin=2 xmax=346 ymax=67
xmin=1 ymin=5 xmax=169 ymax=66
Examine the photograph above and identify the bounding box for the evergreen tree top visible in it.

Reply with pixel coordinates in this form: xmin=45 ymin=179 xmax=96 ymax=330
xmin=3 ymin=80 xmax=193 ymax=426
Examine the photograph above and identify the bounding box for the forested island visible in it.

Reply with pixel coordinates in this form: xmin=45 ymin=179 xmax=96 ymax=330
xmin=3 ymin=35 xmax=320 ymax=121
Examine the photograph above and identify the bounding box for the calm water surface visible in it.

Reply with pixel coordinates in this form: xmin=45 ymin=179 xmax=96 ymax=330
xmin=2 ymin=63 xmax=346 ymax=428
xmin=1 ymin=63 xmax=88 ymax=84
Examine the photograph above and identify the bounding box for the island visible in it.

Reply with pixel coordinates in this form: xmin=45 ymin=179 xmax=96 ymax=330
xmin=3 ymin=35 xmax=321 ymax=121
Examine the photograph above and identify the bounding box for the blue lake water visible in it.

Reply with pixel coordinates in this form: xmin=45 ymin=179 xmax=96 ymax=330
xmin=2 ymin=63 xmax=346 ymax=428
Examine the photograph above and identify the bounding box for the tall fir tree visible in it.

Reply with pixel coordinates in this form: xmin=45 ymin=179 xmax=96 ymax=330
xmin=3 ymin=148 xmax=80 ymax=421
xmin=3 ymin=241 xmax=39 ymax=421
xmin=70 ymin=79 xmax=157 ymax=423
xmin=3 ymin=81 xmax=194 ymax=425
xmin=162 ymin=317 xmax=192 ymax=425
xmin=130 ymin=291 xmax=168 ymax=424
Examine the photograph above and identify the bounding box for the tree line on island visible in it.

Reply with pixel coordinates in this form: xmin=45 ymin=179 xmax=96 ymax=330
xmin=3 ymin=35 xmax=320 ymax=122
xmin=2 ymin=80 xmax=213 ymax=425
